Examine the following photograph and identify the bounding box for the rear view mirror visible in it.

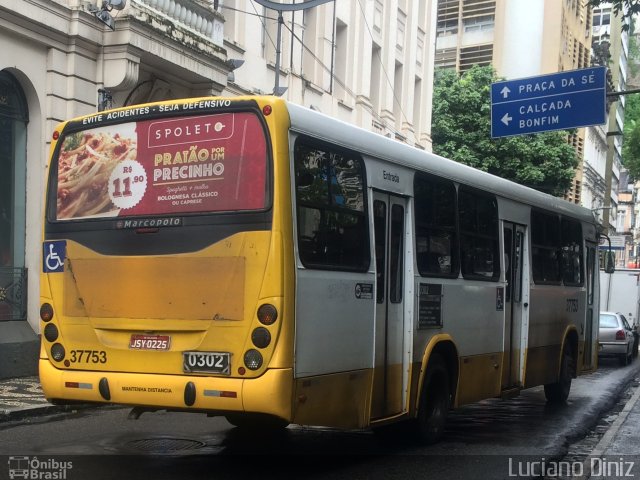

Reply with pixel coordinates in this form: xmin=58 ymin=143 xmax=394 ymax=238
xmin=604 ymin=250 xmax=616 ymax=274
xmin=599 ymin=233 xmax=615 ymax=274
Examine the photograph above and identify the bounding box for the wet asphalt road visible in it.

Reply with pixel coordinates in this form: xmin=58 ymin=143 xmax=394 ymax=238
xmin=1 ymin=359 xmax=639 ymax=480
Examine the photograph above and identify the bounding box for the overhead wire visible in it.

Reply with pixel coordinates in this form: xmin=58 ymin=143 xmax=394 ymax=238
xmin=282 ymin=19 xmax=411 ymax=140
xmin=220 ymin=2 xmax=279 ymax=51
xmin=354 ymin=0 xmax=411 ymax=127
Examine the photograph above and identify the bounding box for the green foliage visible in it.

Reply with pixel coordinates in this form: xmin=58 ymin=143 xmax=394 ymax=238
xmin=623 ymin=122 xmax=640 ymax=179
xmin=431 ymin=65 xmax=578 ymax=197
xmin=622 ymin=23 xmax=640 ymax=180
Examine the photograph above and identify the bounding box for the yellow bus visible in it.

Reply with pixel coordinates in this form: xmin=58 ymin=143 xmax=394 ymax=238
xmin=40 ymin=95 xmax=604 ymax=443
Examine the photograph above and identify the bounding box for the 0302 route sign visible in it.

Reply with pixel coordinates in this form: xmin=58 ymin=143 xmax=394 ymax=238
xmin=491 ymin=66 xmax=607 ymax=138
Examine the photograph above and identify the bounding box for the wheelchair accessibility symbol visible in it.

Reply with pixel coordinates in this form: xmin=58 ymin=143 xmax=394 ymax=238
xmin=43 ymin=241 xmax=66 ymax=273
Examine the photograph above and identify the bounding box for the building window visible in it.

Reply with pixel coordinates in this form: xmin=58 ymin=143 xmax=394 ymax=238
xmin=335 ymin=20 xmax=348 ymax=99
xmin=463 ymin=14 xmax=495 ymax=33
xmin=417 ymin=29 xmax=425 ymax=67
xmin=437 ymin=0 xmax=460 ymax=37
xmin=593 ymin=8 xmax=611 ymax=27
xmin=437 ymin=19 xmax=459 ymax=37
xmin=374 ymin=0 xmax=383 ymax=33
xmin=397 ymin=10 xmax=406 ymax=52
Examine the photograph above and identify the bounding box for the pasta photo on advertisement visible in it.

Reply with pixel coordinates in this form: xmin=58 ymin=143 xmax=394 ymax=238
xmin=56 ymin=125 xmax=137 ymax=220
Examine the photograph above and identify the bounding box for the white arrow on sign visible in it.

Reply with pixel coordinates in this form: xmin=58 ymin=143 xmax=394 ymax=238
xmin=501 ymin=113 xmax=512 ymax=126
xmin=500 ymin=86 xmax=511 ymax=99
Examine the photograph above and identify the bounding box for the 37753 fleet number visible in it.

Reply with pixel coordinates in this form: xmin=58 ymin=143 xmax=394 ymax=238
xmin=69 ymin=350 xmax=107 ymax=364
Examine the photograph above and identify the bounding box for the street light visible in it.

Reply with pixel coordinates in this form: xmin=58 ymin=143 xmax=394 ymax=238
xmin=226 ymin=59 xmax=245 ymax=83
xmin=89 ymin=0 xmax=127 ymax=30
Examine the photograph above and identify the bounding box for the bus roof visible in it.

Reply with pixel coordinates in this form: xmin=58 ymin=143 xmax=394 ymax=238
xmin=286 ymin=100 xmax=596 ymax=225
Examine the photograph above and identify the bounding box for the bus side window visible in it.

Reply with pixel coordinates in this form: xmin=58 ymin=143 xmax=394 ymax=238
xmin=560 ymin=218 xmax=583 ymax=286
xmin=414 ymin=173 xmax=458 ymax=277
xmin=531 ymin=210 xmax=561 ymax=284
xmin=458 ymin=187 xmax=499 ymax=281
xmin=294 ymin=139 xmax=369 ymax=271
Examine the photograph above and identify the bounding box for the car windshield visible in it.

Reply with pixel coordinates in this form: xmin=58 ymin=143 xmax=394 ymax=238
xmin=600 ymin=314 xmax=619 ymax=328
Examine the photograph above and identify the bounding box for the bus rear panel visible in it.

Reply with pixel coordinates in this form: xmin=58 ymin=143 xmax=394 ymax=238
xmin=40 ymin=98 xmax=295 ymax=422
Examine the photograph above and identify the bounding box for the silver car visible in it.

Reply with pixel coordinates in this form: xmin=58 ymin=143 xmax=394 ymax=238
xmin=599 ymin=311 xmax=636 ymax=366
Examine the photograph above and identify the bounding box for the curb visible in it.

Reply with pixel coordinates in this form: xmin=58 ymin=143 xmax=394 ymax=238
xmin=589 ymin=380 xmax=640 ymax=459
xmin=575 ymin=375 xmax=640 ymax=480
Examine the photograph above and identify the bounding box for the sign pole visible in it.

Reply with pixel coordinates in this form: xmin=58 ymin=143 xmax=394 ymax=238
xmin=274 ymin=10 xmax=283 ymax=96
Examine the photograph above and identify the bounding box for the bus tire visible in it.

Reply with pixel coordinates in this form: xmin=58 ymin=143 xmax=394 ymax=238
xmin=544 ymin=344 xmax=574 ymax=404
xmin=412 ymin=353 xmax=450 ymax=444
xmin=225 ymin=413 xmax=289 ymax=431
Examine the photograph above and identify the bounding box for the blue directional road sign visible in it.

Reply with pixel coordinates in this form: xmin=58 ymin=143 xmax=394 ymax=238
xmin=491 ymin=66 xmax=607 ymax=138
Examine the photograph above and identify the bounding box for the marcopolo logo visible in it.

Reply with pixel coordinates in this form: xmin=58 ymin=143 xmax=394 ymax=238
xmin=8 ymin=456 xmax=73 ymax=479
xmin=115 ymin=217 xmax=182 ymax=229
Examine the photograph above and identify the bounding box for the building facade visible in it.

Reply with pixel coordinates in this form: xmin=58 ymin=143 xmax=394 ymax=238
xmin=221 ymin=0 xmax=437 ymax=149
xmin=0 ymin=0 xmax=438 ymax=377
xmin=583 ymin=2 xmax=631 ymax=270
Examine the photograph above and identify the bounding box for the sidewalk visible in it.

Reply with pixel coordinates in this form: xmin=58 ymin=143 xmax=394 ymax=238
xmin=0 ymin=376 xmax=92 ymax=422
xmin=580 ymin=377 xmax=640 ymax=479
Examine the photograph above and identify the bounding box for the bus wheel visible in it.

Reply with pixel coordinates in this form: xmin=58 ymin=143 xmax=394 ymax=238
xmin=225 ymin=413 xmax=289 ymax=431
xmin=544 ymin=344 xmax=574 ymax=404
xmin=412 ymin=353 xmax=450 ymax=444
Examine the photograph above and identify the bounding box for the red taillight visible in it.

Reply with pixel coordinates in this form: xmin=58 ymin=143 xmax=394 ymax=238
xmin=616 ymin=329 xmax=626 ymax=340
xmin=257 ymin=304 xmax=277 ymax=325
xmin=40 ymin=303 xmax=54 ymax=322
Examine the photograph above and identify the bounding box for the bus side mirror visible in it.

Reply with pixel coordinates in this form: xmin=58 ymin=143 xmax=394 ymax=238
xmin=604 ymin=251 xmax=616 ymax=274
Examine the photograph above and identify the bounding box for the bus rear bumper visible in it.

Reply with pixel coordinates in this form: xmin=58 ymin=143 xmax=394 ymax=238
xmin=39 ymin=359 xmax=293 ymax=420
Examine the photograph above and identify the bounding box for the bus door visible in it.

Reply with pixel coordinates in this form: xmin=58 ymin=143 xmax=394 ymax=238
xmin=502 ymin=222 xmax=527 ymax=389
xmin=583 ymin=241 xmax=598 ymax=370
xmin=371 ymin=192 xmax=407 ymax=419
